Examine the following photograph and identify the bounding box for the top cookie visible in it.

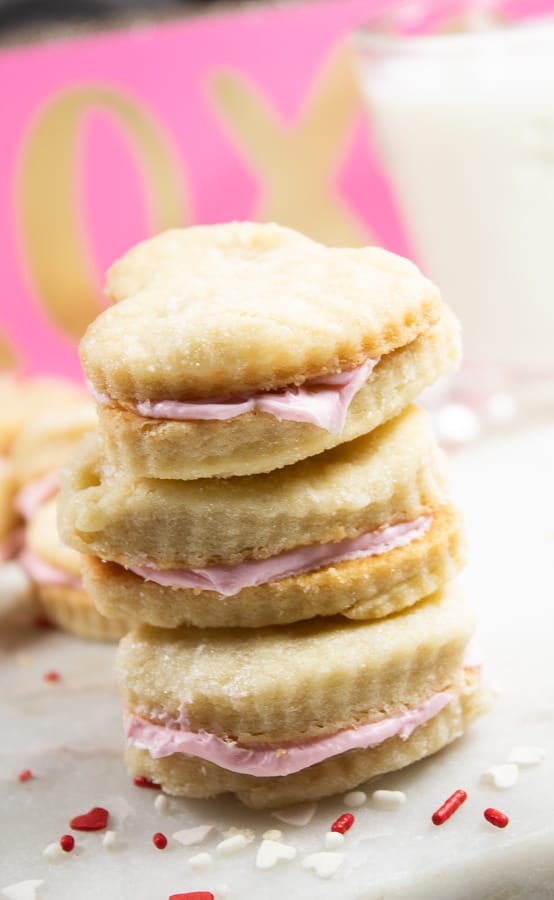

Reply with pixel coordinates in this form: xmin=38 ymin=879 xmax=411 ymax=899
xmin=83 ymin=222 xmax=442 ymax=403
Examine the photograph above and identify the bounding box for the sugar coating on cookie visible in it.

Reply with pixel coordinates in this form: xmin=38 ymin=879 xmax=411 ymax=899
xmin=58 ymin=405 xmax=447 ymax=569
xmin=118 ymin=590 xmax=489 ymax=807
xmin=83 ymin=222 xmax=443 ymax=404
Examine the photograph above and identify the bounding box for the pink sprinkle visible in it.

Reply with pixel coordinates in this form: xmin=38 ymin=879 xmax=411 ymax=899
xmin=43 ymin=670 xmax=61 ymax=683
xmin=18 ymin=768 xmax=33 ymax=783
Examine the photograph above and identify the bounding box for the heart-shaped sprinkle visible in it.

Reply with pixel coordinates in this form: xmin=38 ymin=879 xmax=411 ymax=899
xmin=172 ymin=825 xmax=215 ymax=847
xmin=169 ymin=894 xmax=214 ymax=900
xmin=69 ymin=806 xmax=109 ymax=831
xmin=302 ymin=851 xmax=344 ymax=879
xmin=256 ymin=839 xmax=297 ymax=870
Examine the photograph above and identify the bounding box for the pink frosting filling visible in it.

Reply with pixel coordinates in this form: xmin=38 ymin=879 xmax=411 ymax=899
xmin=19 ymin=546 xmax=81 ymax=589
xmin=128 ymin=515 xmax=433 ymax=597
xmin=14 ymin=471 xmax=59 ymax=521
xmin=125 ymin=689 xmax=454 ymax=777
xmin=90 ymin=360 xmax=378 ymax=434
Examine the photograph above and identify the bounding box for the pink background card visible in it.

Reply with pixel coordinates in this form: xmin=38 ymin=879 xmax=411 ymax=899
xmin=0 ymin=0 xmax=544 ymax=379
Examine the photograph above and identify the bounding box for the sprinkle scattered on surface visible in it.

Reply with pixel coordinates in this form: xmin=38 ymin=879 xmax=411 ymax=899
xmin=214 ymin=886 xmax=229 ymax=899
xmin=133 ymin=775 xmax=161 ymax=790
xmin=272 ymin=803 xmax=317 ymax=826
xmin=343 ymin=790 xmax=367 ymax=809
xmin=17 ymin=769 xmax=32 ymax=783
xmin=0 ymin=880 xmax=44 ymax=900
xmin=216 ymin=834 xmax=250 ymax=856
xmin=324 ymin=831 xmax=345 ymax=850
xmin=371 ymin=789 xmax=407 ymax=809
xmin=70 ymin=806 xmax=109 ymax=831
xmin=42 ymin=671 xmax=60 ymax=683
xmin=102 ymin=831 xmax=119 ymax=850
xmin=169 ymin=894 xmax=215 ymax=900
xmin=484 ymin=807 xmax=510 ymax=829
xmin=508 ymin=746 xmax=545 ymax=767
xmin=172 ymin=825 xmax=215 ymax=847
xmin=154 ymin=793 xmax=172 ymax=814
xmin=481 ymin=764 xmax=519 ymax=790
xmin=59 ymin=835 xmax=75 ymax=853
xmin=188 ymin=852 xmax=213 ymax=871
xmin=222 ymin=827 xmax=255 ymax=844
xmin=331 ymin=813 xmax=355 ymax=835
xmin=153 ymin=832 xmax=168 ymax=850
xmin=43 ymin=842 xmax=64 ymax=863
xmin=255 ymin=839 xmax=297 ymax=870
xmin=262 ymin=829 xmax=282 ymax=841
xmin=431 ymin=789 xmax=467 ymax=826
xmin=302 ymin=851 xmax=344 ymax=879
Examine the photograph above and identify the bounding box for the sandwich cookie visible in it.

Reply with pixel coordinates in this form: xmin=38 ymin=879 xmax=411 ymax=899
xmin=60 ymin=406 xmax=450 ymax=626
xmin=12 ymin=401 xmax=97 ymax=521
xmin=22 ymin=498 xmax=128 ymax=642
xmin=118 ymin=589 xmax=488 ymax=809
xmin=83 ymin=222 xmax=459 ymax=479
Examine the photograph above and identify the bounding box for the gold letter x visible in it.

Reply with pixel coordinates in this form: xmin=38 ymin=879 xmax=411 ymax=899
xmin=208 ymin=46 xmax=372 ymax=247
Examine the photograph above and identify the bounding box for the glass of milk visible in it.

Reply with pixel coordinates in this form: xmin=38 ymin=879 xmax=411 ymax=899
xmin=354 ymin=12 xmax=554 ymax=434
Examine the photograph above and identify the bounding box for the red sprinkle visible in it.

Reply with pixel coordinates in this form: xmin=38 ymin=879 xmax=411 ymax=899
xmin=70 ymin=807 xmax=109 ymax=831
xmin=431 ymin=789 xmax=467 ymax=826
xmin=169 ymin=894 xmax=215 ymax=900
xmin=484 ymin=807 xmax=509 ymax=828
xmin=133 ymin=775 xmax=161 ymax=790
xmin=60 ymin=834 xmax=75 ymax=853
xmin=331 ymin=812 xmax=355 ymax=834
xmin=18 ymin=768 xmax=33 ymax=782
xmin=153 ymin=832 xmax=168 ymax=850
xmin=43 ymin=670 xmax=61 ymax=683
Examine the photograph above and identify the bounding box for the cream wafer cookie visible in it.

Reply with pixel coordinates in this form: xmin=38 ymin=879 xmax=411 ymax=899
xmin=83 ymin=222 xmax=457 ymax=478
xmin=118 ymin=589 xmax=488 ymax=808
xmin=59 ymin=405 xmax=447 ymax=569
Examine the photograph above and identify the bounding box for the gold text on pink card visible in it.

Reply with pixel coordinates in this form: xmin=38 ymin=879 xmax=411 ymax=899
xmin=17 ymin=86 xmax=187 ymax=340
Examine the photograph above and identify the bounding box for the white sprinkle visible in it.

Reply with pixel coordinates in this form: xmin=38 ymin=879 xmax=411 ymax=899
xmin=324 ymin=831 xmax=345 ymax=850
xmin=344 ymin=790 xmax=367 ymax=808
xmin=508 ymin=746 xmax=545 ymax=767
xmin=154 ymin=793 xmax=171 ymax=814
xmin=371 ymin=789 xmax=407 ymax=809
xmin=302 ymin=851 xmax=344 ymax=879
xmin=102 ymin=831 xmax=119 ymax=850
xmin=222 ymin=826 xmax=255 ymax=844
xmin=216 ymin=834 xmax=249 ymax=856
xmin=1 ymin=881 xmax=44 ymax=900
xmin=262 ymin=829 xmax=282 ymax=841
xmin=256 ymin=838 xmax=297 ymax=870
xmin=214 ymin=885 xmax=230 ymax=899
xmin=42 ymin=842 xmax=64 ymax=863
xmin=481 ymin=763 xmax=519 ymax=789
xmin=188 ymin=852 xmax=213 ymax=871
xmin=173 ymin=824 xmax=215 ymax=847
xmin=272 ymin=802 xmax=317 ymax=826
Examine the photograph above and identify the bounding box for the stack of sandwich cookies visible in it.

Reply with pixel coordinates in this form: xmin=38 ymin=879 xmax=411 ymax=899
xmin=58 ymin=221 xmax=487 ymax=807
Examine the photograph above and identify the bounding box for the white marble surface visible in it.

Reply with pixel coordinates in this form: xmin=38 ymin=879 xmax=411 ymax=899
xmin=1 ymin=422 xmax=553 ymax=900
